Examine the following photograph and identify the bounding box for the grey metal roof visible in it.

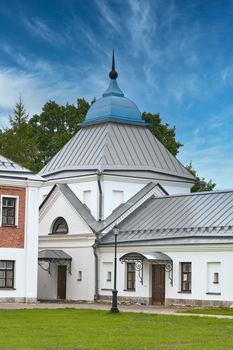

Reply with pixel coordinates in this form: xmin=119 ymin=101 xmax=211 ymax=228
xmin=39 ymin=122 xmax=195 ymax=183
xmin=99 ymin=190 xmax=233 ymax=245
xmin=120 ymin=252 xmax=172 ymax=263
xmin=0 ymin=155 xmax=44 ymax=181
xmin=38 ymin=249 xmax=72 ymax=260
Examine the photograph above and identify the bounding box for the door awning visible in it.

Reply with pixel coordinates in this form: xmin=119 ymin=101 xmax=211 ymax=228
xmin=120 ymin=252 xmax=173 ymax=286
xmin=119 ymin=251 xmax=172 ymax=264
xmin=38 ymin=250 xmax=72 ymax=274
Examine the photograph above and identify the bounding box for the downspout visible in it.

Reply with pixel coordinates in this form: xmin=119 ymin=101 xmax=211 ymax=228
xmin=94 ymin=171 xmax=103 ymax=300
xmin=93 ymin=237 xmax=99 ymax=301
xmin=97 ymin=170 xmax=103 ymax=222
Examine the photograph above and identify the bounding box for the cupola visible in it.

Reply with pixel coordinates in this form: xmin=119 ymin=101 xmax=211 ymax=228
xmin=81 ymin=51 xmax=146 ymax=127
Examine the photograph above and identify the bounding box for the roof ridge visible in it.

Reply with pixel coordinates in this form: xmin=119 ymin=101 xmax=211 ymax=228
xmin=156 ymin=189 xmax=233 ymax=200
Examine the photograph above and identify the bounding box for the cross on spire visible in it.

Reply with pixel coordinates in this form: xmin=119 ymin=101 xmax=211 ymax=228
xmin=109 ymin=49 xmax=118 ymax=80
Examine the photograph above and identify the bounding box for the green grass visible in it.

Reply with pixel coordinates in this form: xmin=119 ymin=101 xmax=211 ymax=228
xmin=178 ymin=307 xmax=233 ymax=316
xmin=0 ymin=308 xmax=233 ymax=349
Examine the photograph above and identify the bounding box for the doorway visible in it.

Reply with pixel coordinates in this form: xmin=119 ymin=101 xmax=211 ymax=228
xmin=152 ymin=265 xmax=165 ymax=305
xmin=57 ymin=265 xmax=67 ymax=299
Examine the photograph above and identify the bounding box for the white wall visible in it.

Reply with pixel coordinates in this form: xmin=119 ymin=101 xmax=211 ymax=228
xmin=102 ymin=179 xmax=145 ymax=218
xmin=24 ymin=186 xmax=40 ymax=299
xmin=0 ymin=249 xmax=27 ymax=299
xmin=99 ymin=246 xmax=233 ymax=303
xmin=38 ymin=246 xmax=95 ymax=301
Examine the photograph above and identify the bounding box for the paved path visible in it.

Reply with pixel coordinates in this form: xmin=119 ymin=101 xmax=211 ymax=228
xmin=0 ymin=301 xmax=233 ymax=319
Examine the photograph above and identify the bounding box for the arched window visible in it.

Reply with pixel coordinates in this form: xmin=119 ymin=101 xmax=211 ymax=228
xmin=52 ymin=217 xmax=68 ymax=234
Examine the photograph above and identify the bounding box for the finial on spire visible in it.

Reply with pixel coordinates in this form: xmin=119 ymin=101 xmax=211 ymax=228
xmin=109 ymin=49 xmax=118 ymax=80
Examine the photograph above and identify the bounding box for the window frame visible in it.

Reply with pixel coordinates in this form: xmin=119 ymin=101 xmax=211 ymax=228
xmin=181 ymin=262 xmax=192 ymax=293
xmin=126 ymin=262 xmax=136 ymax=291
xmin=1 ymin=195 xmax=19 ymax=227
xmin=51 ymin=217 xmax=69 ymax=234
xmin=0 ymin=260 xmax=15 ymax=289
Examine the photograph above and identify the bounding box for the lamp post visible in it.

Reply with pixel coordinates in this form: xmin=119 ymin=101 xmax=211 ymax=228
xmin=111 ymin=225 xmax=119 ymax=313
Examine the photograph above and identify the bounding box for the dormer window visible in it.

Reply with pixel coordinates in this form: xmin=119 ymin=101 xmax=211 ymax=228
xmin=52 ymin=217 xmax=68 ymax=234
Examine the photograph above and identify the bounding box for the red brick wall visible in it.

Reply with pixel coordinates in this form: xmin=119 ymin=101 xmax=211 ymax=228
xmin=0 ymin=186 xmax=25 ymax=248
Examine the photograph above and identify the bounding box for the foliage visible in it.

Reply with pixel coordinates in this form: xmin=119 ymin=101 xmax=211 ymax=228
xmin=0 ymin=308 xmax=233 ymax=349
xmin=29 ymin=98 xmax=90 ymax=168
xmin=186 ymin=162 xmax=216 ymax=192
xmin=142 ymin=112 xmax=183 ymax=156
xmin=0 ymin=97 xmax=216 ymax=192
xmin=0 ymin=97 xmax=39 ymax=171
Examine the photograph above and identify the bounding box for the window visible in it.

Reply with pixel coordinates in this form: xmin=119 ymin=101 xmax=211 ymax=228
xmin=0 ymin=261 xmax=14 ymax=288
xmin=52 ymin=217 xmax=68 ymax=234
xmin=112 ymin=190 xmax=124 ymax=208
xmin=181 ymin=262 xmax=191 ymax=292
xmin=107 ymin=271 xmax=111 ymax=281
xmin=127 ymin=263 xmax=135 ymax=290
xmin=213 ymin=272 xmax=219 ymax=284
xmin=2 ymin=197 xmax=16 ymax=226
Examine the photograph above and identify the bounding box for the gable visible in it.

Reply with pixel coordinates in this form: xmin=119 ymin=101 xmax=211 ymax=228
xmin=39 ymin=187 xmax=93 ymax=235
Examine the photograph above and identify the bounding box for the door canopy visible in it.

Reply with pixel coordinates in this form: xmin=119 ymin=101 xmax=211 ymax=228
xmin=120 ymin=252 xmax=173 ymax=285
xmin=38 ymin=249 xmax=72 ymax=274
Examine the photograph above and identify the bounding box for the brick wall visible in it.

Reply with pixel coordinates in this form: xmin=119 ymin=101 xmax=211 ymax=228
xmin=0 ymin=186 xmax=26 ymax=248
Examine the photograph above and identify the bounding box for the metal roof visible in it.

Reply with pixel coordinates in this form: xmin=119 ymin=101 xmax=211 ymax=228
xmin=40 ymin=122 xmax=195 ymax=183
xmin=99 ymin=190 xmax=233 ymax=245
xmin=120 ymin=252 xmax=172 ymax=263
xmin=0 ymin=155 xmax=44 ymax=181
xmin=38 ymin=249 xmax=72 ymax=260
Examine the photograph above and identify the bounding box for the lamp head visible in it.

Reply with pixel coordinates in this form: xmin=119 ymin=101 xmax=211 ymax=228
xmin=113 ymin=225 xmax=119 ymax=236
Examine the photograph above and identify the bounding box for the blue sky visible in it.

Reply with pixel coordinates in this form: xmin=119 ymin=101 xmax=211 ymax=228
xmin=0 ymin=0 xmax=232 ymax=189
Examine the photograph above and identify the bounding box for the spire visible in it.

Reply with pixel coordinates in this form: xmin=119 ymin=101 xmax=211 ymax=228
xmin=109 ymin=49 xmax=118 ymax=80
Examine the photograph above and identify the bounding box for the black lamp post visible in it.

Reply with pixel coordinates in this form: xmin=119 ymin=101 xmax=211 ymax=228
xmin=111 ymin=225 xmax=119 ymax=313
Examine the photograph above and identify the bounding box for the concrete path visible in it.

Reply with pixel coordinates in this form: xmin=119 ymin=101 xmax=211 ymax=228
xmin=0 ymin=301 xmax=233 ymax=319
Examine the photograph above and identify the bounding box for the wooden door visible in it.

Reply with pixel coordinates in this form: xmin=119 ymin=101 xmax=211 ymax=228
xmin=152 ymin=265 xmax=165 ymax=305
xmin=57 ymin=265 xmax=67 ymax=299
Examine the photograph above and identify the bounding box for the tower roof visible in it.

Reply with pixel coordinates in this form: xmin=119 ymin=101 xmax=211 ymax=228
xmin=81 ymin=51 xmax=146 ymax=127
xmin=39 ymin=122 xmax=195 ymax=183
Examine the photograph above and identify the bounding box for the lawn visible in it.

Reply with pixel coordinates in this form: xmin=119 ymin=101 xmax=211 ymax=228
xmin=178 ymin=307 xmax=233 ymax=316
xmin=0 ymin=308 xmax=233 ymax=349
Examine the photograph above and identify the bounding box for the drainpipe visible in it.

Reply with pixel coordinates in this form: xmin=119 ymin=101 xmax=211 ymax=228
xmin=97 ymin=170 xmax=103 ymax=222
xmin=93 ymin=238 xmax=99 ymax=301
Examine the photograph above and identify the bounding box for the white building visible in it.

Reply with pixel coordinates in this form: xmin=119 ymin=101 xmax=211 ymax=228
xmin=38 ymin=55 xmax=233 ymax=307
xmin=0 ymin=156 xmax=43 ymax=302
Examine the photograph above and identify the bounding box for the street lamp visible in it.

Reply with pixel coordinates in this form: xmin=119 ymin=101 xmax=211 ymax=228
xmin=111 ymin=225 xmax=119 ymax=313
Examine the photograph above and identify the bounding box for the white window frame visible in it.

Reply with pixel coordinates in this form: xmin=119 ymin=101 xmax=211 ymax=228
xmin=0 ymin=195 xmax=19 ymax=227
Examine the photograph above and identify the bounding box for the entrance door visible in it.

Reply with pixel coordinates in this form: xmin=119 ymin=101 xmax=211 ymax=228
xmin=152 ymin=265 xmax=165 ymax=305
xmin=57 ymin=265 xmax=67 ymax=299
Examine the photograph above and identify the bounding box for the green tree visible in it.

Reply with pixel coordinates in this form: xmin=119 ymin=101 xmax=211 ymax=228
xmin=29 ymin=98 xmax=90 ymax=168
xmin=186 ymin=162 xmax=216 ymax=192
xmin=142 ymin=112 xmax=183 ymax=156
xmin=0 ymin=97 xmax=38 ymax=171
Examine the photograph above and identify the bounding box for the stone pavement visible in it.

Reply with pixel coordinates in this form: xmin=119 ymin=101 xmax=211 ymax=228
xmin=0 ymin=301 xmax=233 ymax=319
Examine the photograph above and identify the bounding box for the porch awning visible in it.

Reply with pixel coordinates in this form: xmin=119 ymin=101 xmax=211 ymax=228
xmin=119 ymin=251 xmax=172 ymax=264
xmin=38 ymin=250 xmax=72 ymax=274
xmin=38 ymin=249 xmax=72 ymax=261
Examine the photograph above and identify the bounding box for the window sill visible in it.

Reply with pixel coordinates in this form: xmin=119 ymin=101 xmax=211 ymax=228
xmin=0 ymin=288 xmax=16 ymax=290
xmin=48 ymin=233 xmax=68 ymax=235
xmin=101 ymin=288 xmax=112 ymax=291
xmin=206 ymin=292 xmax=221 ymax=295
xmin=123 ymin=289 xmax=136 ymax=292
xmin=1 ymin=225 xmax=17 ymax=228
xmin=177 ymin=291 xmax=191 ymax=294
